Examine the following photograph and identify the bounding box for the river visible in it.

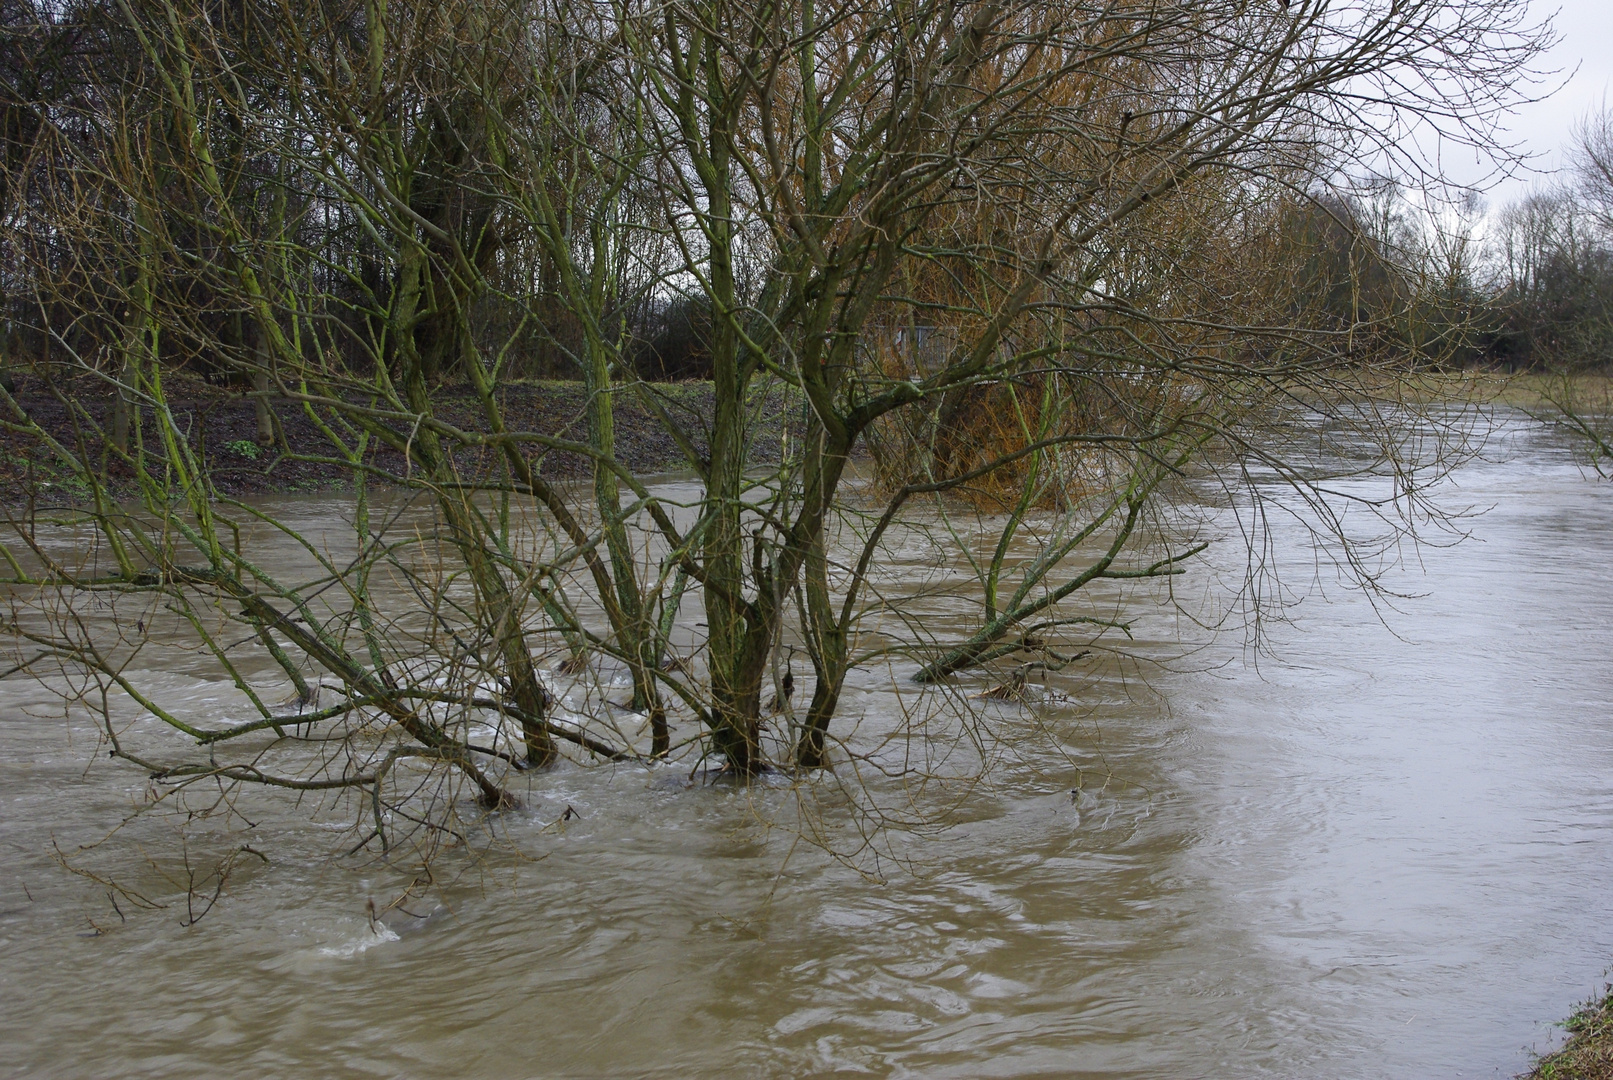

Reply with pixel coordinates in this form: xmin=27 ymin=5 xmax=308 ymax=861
xmin=0 ymin=412 xmax=1609 ymax=1078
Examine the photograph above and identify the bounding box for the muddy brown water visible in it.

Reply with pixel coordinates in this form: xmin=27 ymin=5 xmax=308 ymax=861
xmin=0 ymin=413 xmax=1610 ymax=1079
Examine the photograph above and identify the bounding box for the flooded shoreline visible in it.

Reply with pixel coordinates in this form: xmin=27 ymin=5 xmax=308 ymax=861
xmin=0 ymin=413 xmax=1609 ymax=1078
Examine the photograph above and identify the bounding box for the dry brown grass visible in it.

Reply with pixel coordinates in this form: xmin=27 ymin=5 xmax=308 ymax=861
xmin=1395 ymin=370 xmax=1613 ymax=410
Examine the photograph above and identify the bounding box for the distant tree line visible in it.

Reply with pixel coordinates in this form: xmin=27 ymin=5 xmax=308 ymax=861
xmin=1248 ymin=110 xmax=1613 ymax=377
xmin=1481 ymin=109 xmax=1613 ymax=374
xmin=0 ymin=0 xmax=1588 ymax=404
xmin=0 ymin=0 xmax=715 ymax=391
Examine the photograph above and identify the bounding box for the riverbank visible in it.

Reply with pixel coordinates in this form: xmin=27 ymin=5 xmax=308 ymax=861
xmin=1527 ymin=986 xmax=1613 ymax=1079
xmin=1395 ymin=369 xmax=1613 ymax=410
xmin=0 ymin=376 xmax=801 ymax=500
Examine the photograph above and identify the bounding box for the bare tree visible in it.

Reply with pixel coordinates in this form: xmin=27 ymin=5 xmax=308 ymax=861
xmin=1479 ymin=104 xmax=1613 ymax=471
xmin=0 ymin=0 xmax=1551 ymax=871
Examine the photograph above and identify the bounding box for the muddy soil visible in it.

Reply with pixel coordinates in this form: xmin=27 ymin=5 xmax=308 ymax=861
xmin=0 ymin=378 xmax=802 ymax=499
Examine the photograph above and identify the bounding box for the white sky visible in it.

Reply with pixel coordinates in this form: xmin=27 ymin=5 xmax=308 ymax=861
xmin=1475 ymin=0 xmax=1613 ymax=208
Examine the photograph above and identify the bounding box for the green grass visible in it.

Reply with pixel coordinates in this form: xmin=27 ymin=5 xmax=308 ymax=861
xmin=1527 ymin=985 xmax=1613 ymax=1080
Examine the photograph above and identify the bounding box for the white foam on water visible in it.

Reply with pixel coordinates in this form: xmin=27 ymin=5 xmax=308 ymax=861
xmin=316 ymin=922 xmax=400 ymax=959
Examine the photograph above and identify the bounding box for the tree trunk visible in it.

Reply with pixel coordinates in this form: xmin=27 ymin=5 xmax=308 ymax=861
xmin=253 ymin=368 xmax=273 ymax=445
xmin=112 ymin=203 xmax=158 ymax=458
xmin=584 ymin=328 xmax=665 ymax=753
xmin=795 ymin=531 xmax=845 ymax=769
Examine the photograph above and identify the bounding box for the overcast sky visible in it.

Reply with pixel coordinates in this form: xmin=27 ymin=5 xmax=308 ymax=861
xmin=1476 ymin=0 xmax=1613 ymax=207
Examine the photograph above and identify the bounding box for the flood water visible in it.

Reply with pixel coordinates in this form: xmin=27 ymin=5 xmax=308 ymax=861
xmin=0 ymin=413 xmax=1610 ymax=1079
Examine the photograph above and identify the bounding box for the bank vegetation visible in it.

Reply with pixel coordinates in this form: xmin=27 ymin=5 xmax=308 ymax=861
xmin=1528 ymin=985 xmax=1613 ymax=1080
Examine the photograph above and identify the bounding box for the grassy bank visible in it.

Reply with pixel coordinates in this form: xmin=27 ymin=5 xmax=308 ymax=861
xmin=1395 ymin=370 xmax=1613 ymax=410
xmin=1527 ymin=986 xmax=1613 ymax=1080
